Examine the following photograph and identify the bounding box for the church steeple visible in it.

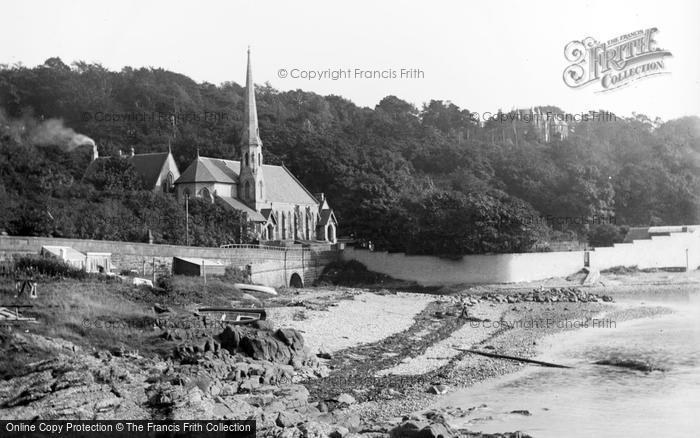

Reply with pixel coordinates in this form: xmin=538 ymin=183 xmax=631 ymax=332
xmin=238 ymin=47 xmax=265 ymax=209
xmin=242 ymin=46 xmax=262 ymax=148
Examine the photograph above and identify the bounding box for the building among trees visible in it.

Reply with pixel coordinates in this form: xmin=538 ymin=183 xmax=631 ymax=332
xmin=85 ymin=147 xmax=181 ymax=193
xmin=174 ymin=49 xmax=337 ymax=243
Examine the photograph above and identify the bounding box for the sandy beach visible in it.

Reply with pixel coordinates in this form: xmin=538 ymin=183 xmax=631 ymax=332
xmin=1 ymin=269 xmax=697 ymax=437
xmin=262 ymin=269 xmax=699 ymax=432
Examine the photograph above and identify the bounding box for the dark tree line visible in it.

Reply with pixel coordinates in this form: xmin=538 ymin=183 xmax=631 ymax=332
xmin=1 ymin=58 xmax=698 ymax=254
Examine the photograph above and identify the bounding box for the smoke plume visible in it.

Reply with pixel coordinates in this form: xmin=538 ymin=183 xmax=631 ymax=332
xmin=29 ymin=119 xmax=95 ymax=150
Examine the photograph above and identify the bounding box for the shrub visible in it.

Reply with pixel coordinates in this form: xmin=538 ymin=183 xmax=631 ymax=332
xmin=153 ymin=274 xmax=245 ymax=306
xmin=588 ymin=224 xmax=626 ymax=248
xmin=220 ymin=266 xmax=249 ymax=283
xmin=15 ymin=255 xmax=87 ymax=279
xmin=155 ymin=275 xmax=174 ymax=294
xmin=315 ymin=260 xmax=389 ymax=286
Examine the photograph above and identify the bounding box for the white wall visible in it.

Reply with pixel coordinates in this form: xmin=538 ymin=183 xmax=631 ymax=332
xmin=341 ymin=247 xmax=584 ymax=286
xmin=589 ymin=229 xmax=700 ymax=271
xmin=341 ymin=229 xmax=700 ymax=286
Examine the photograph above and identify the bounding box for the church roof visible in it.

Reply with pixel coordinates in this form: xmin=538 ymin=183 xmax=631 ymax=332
xmin=318 ymin=209 xmax=337 ymax=226
xmin=176 ymin=156 xmax=318 ymax=205
xmin=216 ymin=196 xmax=266 ymax=222
xmin=128 ymin=152 xmax=171 ymax=187
xmin=260 ymin=208 xmax=277 ymax=224
xmin=176 ymin=156 xmax=237 ymax=184
xmin=85 ymin=151 xmax=172 ymax=188
xmin=264 ymin=164 xmax=319 ymax=205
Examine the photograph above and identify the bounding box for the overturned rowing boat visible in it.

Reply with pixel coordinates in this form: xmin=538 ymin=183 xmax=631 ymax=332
xmin=234 ymin=283 xmax=277 ymax=296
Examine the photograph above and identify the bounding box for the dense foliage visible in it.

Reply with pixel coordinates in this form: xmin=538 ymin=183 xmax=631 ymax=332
xmin=0 ymin=130 xmax=249 ymax=246
xmin=15 ymin=254 xmax=87 ymax=279
xmin=1 ymin=58 xmax=699 ymax=254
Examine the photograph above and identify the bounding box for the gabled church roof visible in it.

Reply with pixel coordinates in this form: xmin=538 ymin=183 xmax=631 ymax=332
xmin=264 ymin=164 xmax=319 ymax=205
xmin=318 ymin=209 xmax=337 ymax=226
xmin=176 ymin=156 xmax=237 ymax=184
xmin=129 ymin=152 xmax=172 ymax=187
xmin=216 ymin=196 xmax=266 ymax=222
xmin=85 ymin=151 xmax=174 ymax=189
xmin=175 ymin=156 xmax=319 ymax=205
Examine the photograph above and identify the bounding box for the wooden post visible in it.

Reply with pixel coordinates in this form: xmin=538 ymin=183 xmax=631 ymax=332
xmin=202 ymin=260 xmax=207 ymax=284
xmin=284 ymin=249 xmax=288 ymax=286
xmin=185 ymin=194 xmax=190 ymax=246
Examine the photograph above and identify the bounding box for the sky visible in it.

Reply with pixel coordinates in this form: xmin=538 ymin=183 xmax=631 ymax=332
xmin=1 ymin=0 xmax=699 ymax=120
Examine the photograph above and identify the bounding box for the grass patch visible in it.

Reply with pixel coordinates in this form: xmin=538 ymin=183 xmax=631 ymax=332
xmin=0 ymin=272 xmax=268 ymax=374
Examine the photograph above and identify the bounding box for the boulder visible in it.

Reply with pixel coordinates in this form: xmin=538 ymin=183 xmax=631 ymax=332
xmin=218 ymin=326 xmax=243 ymax=352
xmin=275 ymin=328 xmax=306 ymax=351
xmin=240 ymin=334 xmax=293 ymax=364
xmin=336 ymin=393 xmax=356 ymax=405
xmin=276 ymin=410 xmax=304 ymax=428
xmin=390 ymin=420 xmax=455 ymax=438
xmin=299 ymin=421 xmax=348 ymax=438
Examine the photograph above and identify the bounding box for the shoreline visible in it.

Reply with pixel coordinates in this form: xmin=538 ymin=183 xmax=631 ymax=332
xmin=0 ymin=269 xmax=697 ymax=437
xmin=339 ymin=302 xmax=673 ymax=428
xmin=288 ymin=273 xmax=695 ymax=433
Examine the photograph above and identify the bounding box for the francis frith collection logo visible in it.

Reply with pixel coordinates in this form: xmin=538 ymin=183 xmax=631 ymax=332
xmin=563 ymin=28 xmax=672 ymax=92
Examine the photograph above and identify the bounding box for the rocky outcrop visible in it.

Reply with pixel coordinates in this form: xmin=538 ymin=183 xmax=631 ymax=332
xmin=0 ymin=324 xmax=327 ymax=425
xmin=390 ymin=419 xmax=455 ymax=438
xmin=460 ymin=287 xmax=613 ymax=307
xmin=0 ymin=352 xmax=151 ymax=420
xmin=217 ymin=326 xmax=317 ymax=368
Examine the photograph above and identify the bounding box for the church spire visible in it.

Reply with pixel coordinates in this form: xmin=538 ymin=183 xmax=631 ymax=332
xmin=238 ymin=47 xmax=265 ymax=208
xmin=242 ymin=46 xmax=262 ymax=147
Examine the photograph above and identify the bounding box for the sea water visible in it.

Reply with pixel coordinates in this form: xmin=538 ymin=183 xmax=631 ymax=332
xmin=437 ymin=291 xmax=700 ymax=437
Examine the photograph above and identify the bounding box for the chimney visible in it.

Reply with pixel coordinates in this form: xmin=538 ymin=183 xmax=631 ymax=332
xmin=130 ymin=147 xmax=135 ymax=157
xmin=92 ymin=144 xmax=99 ymax=161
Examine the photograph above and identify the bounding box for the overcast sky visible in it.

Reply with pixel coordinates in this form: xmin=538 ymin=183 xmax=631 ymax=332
xmin=2 ymin=0 xmax=699 ymax=120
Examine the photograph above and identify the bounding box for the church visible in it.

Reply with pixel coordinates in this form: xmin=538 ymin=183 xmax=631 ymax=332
xmin=173 ymin=50 xmax=338 ymax=243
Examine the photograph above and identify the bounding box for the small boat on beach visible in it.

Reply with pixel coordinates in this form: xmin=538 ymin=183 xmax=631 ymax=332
xmin=234 ymin=283 xmax=278 ymax=296
xmin=198 ymin=307 xmax=267 ymax=325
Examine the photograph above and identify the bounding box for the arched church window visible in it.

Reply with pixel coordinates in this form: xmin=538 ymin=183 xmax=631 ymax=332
xmin=163 ymin=172 xmax=174 ymax=193
xmin=245 ymin=181 xmax=250 ymax=199
xmin=201 ymin=187 xmax=211 ymax=202
xmin=245 ymin=152 xmax=249 ymax=167
xmin=258 ymin=153 xmax=261 ymax=166
xmin=281 ymin=213 xmax=286 ymax=239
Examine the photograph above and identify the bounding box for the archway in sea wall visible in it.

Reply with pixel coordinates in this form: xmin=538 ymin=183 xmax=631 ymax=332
xmin=289 ymin=272 xmax=303 ymax=288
